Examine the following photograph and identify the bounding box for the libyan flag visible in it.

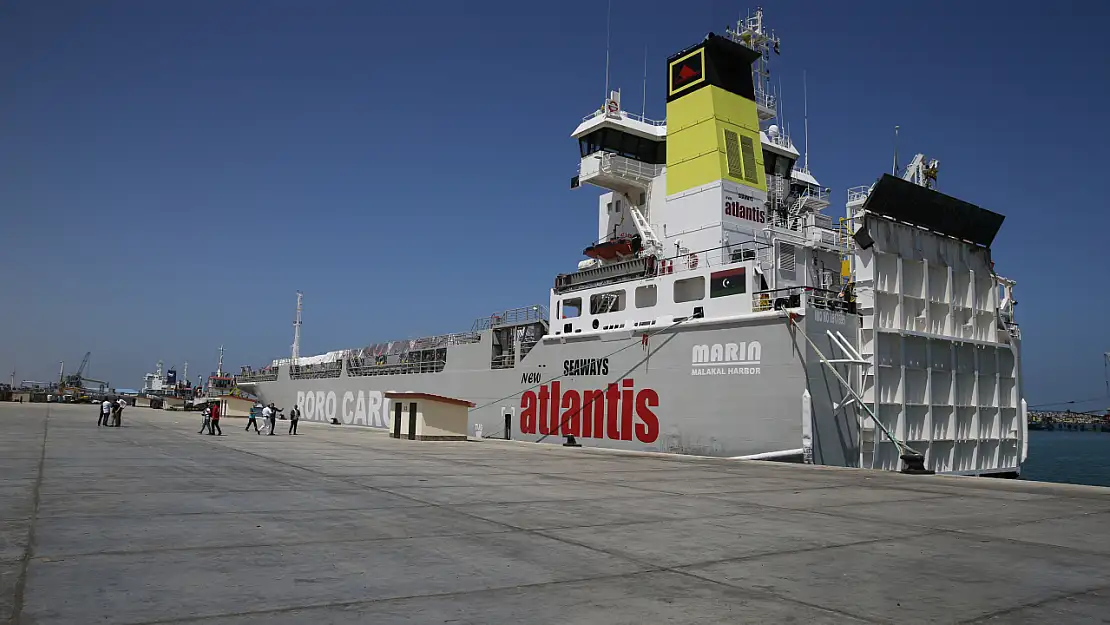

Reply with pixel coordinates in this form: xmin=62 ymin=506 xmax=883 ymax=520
xmin=710 ymin=267 xmax=746 ymax=298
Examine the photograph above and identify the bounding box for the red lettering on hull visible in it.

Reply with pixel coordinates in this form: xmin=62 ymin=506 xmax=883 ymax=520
xmin=519 ymin=379 xmax=659 ymax=444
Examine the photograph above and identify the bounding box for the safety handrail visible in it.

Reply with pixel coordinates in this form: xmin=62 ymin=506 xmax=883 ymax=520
xmin=581 ymin=109 xmax=667 ymax=127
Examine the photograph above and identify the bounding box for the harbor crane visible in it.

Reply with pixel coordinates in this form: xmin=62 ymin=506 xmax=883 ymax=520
xmin=58 ymin=352 xmax=108 ymax=399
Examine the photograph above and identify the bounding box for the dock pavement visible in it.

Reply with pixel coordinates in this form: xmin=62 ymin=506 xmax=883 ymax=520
xmin=2 ymin=402 xmax=1110 ymax=624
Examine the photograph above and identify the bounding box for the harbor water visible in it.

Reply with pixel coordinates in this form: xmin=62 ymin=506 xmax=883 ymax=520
xmin=1022 ymin=430 xmax=1110 ymax=487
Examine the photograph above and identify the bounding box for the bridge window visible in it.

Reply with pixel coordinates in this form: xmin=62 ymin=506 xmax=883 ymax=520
xmin=673 ymin=276 xmax=705 ymax=303
xmin=579 ymin=128 xmax=666 ymax=165
xmin=635 ymin=285 xmax=658 ymax=308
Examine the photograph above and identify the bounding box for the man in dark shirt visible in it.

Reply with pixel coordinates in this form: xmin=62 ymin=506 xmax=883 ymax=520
xmin=267 ymin=403 xmax=278 ymax=435
xmin=288 ymin=405 xmax=300 ymax=435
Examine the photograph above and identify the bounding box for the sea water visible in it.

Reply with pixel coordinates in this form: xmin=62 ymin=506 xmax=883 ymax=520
xmin=1021 ymin=430 xmax=1110 ymax=487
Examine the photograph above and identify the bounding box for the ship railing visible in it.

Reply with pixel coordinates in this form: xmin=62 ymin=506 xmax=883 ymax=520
xmin=344 ymin=332 xmax=480 ymax=360
xmin=653 ymin=241 xmax=775 ymax=277
xmin=768 ymin=212 xmax=801 ymax=231
xmin=793 ymin=187 xmax=830 ymax=209
xmin=767 ymin=130 xmax=793 ymax=150
xmin=346 ymin=358 xmax=447 ymax=377
xmin=596 ymin=152 xmax=664 ymax=185
xmin=580 ymin=108 xmax=667 ymax=127
xmin=752 ymin=286 xmax=857 ymax=314
xmin=847 ymin=185 xmax=871 ymax=204
xmin=236 ymin=372 xmax=279 ymax=383
xmin=754 ymin=89 xmax=777 ymax=114
xmin=289 ymin=362 xmax=343 ymax=380
xmin=472 ymin=305 xmax=549 ymax=331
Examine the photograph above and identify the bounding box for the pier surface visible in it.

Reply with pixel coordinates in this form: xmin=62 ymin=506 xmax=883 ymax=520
xmin=3 ymin=403 xmax=1110 ymax=624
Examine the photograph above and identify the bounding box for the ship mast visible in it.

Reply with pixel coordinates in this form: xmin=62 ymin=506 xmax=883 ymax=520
xmin=291 ymin=291 xmax=303 ymax=362
xmin=216 ymin=346 xmax=224 ymax=377
xmin=727 ymin=7 xmax=779 ymax=122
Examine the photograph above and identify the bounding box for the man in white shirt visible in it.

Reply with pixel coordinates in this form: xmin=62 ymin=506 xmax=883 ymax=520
xmin=262 ymin=404 xmax=273 ymax=435
xmin=113 ymin=397 xmax=126 ymax=427
xmin=198 ymin=405 xmax=211 ymax=434
xmin=99 ymin=399 xmax=112 ymax=427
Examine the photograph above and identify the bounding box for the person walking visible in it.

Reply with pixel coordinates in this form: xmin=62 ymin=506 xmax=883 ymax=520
xmin=198 ymin=404 xmax=211 ymax=434
xmin=99 ymin=398 xmax=112 ymax=427
xmin=209 ymin=400 xmax=223 ymax=435
xmin=245 ymin=404 xmax=262 ymax=434
xmin=288 ymin=405 xmax=300 ymax=435
xmin=263 ymin=403 xmax=278 ymax=435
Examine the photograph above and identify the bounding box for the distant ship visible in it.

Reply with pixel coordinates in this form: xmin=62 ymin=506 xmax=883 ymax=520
xmin=236 ymin=9 xmax=1025 ymax=476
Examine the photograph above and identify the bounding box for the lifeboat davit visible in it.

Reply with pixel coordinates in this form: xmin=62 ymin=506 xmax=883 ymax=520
xmin=583 ymin=235 xmax=641 ymax=261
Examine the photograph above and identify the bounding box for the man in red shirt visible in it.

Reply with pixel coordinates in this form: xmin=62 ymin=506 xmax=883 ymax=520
xmin=209 ymin=401 xmax=223 ymax=436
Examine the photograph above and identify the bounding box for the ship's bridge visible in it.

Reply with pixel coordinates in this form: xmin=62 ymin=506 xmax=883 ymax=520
xmin=572 ymin=91 xmax=666 ymax=196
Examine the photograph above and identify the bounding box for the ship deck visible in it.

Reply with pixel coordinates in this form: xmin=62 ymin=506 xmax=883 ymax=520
xmin=3 ymin=402 xmax=1110 ymax=624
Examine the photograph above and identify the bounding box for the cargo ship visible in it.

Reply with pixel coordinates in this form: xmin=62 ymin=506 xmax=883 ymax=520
xmin=236 ymin=9 xmax=1026 ymax=475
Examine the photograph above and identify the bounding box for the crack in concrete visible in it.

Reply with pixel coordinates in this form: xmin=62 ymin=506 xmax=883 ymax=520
xmin=958 ymin=582 xmax=1110 ymax=623
xmin=10 ymin=405 xmax=49 ymax=625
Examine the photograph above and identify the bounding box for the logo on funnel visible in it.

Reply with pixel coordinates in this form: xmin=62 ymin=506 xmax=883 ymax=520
xmin=668 ymin=48 xmax=705 ymax=98
xmin=676 ymin=64 xmax=698 ymax=84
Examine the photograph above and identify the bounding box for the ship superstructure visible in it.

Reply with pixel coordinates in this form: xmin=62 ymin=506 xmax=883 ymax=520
xmin=141 ymin=360 xmax=193 ymax=398
xmin=235 ymin=9 xmax=1025 ymax=475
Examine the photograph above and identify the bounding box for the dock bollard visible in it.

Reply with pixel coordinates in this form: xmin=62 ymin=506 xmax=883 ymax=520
xmin=563 ymin=435 xmax=581 ymax=447
xmin=899 ymin=453 xmax=934 ymax=475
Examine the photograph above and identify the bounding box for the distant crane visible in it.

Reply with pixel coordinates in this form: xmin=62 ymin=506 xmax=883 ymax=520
xmin=75 ymin=352 xmax=90 ymax=380
xmin=60 ymin=352 xmax=108 ymax=397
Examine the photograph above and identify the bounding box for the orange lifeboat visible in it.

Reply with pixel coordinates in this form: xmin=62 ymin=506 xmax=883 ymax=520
xmin=583 ymin=235 xmax=641 ymax=260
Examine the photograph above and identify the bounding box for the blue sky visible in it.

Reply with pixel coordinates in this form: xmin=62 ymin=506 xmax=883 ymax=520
xmin=1 ymin=0 xmax=1108 ymax=410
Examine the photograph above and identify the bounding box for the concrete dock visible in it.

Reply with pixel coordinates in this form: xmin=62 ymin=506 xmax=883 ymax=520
xmin=3 ymin=403 xmax=1110 ymax=624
